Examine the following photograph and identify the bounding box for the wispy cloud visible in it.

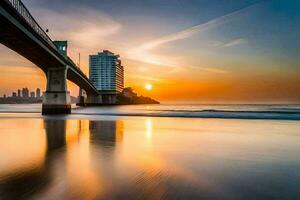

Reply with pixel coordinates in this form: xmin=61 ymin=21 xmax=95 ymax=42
xmin=168 ymin=65 xmax=229 ymax=75
xmin=0 ymin=65 xmax=43 ymax=75
xmin=32 ymin=7 xmax=122 ymax=50
xmin=137 ymin=2 xmax=260 ymax=51
xmin=128 ymin=74 xmax=175 ymax=84
xmin=126 ymin=1 xmax=262 ymax=72
xmin=221 ymin=38 xmax=248 ymax=48
xmin=128 ymin=75 xmax=161 ymax=82
xmin=195 ymin=67 xmax=229 ymax=74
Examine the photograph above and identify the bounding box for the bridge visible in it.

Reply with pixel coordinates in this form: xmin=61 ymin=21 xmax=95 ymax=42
xmin=0 ymin=0 xmax=102 ymax=114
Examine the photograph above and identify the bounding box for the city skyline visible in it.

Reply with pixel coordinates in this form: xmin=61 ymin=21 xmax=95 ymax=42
xmin=0 ymin=0 xmax=300 ymax=103
xmin=1 ymin=87 xmax=41 ymax=98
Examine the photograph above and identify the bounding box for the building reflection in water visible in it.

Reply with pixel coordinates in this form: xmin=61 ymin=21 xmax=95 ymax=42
xmin=89 ymin=120 xmax=123 ymax=144
xmin=61 ymin=120 xmax=124 ymax=200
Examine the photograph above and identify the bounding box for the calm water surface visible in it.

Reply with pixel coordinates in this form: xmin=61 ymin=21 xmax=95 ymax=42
xmin=0 ymin=113 xmax=300 ymax=199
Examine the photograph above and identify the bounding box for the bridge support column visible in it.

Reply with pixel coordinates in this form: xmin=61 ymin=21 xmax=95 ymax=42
xmin=85 ymin=94 xmax=103 ymax=105
xmin=76 ymin=95 xmax=85 ymax=106
xmin=42 ymin=67 xmax=71 ymax=115
xmin=76 ymin=88 xmax=86 ymax=106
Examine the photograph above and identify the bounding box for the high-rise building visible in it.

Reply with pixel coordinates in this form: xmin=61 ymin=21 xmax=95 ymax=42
xmin=22 ymin=88 xmax=29 ymax=98
xmin=12 ymin=92 xmax=17 ymax=98
xmin=36 ymin=88 xmax=41 ymax=98
xmin=89 ymin=50 xmax=124 ymax=92
xmin=30 ymin=92 xmax=35 ymax=98
xmin=89 ymin=50 xmax=124 ymax=104
xmin=17 ymin=89 xmax=21 ymax=97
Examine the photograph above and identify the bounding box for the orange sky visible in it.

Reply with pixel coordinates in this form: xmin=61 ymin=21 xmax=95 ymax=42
xmin=0 ymin=48 xmax=299 ymax=104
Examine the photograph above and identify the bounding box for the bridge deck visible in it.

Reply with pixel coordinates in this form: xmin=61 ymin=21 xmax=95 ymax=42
xmin=0 ymin=0 xmax=99 ymax=95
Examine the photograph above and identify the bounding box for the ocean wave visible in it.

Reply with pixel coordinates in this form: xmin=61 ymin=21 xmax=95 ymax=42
xmin=72 ymin=110 xmax=300 ymax=120
xmin=151 ymin=109 xmax=300 ymax=114
xmin=0 ymin=104 xmax=300 ymax=120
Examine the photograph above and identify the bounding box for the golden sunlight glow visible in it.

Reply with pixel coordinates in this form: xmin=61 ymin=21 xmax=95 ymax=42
xmin=0 ymin=119 xmax=46 ymax=177
xmin=145 ymin=118 xmax=153 ymax=139
xmin=145 ymin=83 xmax=153 ymax=91
xmin=66 ymin=120 xmax=102 ymax=199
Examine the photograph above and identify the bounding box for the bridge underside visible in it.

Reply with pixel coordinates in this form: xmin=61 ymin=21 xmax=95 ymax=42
xmin=0 ymin=11 xmax=62 ymax=72
xmin=0 ymin=1 xmax=100 ymax=114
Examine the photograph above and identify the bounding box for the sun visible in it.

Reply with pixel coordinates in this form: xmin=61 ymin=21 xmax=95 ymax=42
xmin=145 ymin=83 xmax=153 ymax=91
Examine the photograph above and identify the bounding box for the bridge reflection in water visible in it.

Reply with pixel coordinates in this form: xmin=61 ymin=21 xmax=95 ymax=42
xmin=0 ymin=118 xmax=124 ymax=199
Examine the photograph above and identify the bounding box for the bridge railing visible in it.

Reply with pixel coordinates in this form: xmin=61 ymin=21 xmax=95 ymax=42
xmin=5 ymin=0 xmax=98 ymax=92
xmin=6 ymin=0 xmax=54 ymax=46
xmin=6 ymin=0 xmax=82 ymax=69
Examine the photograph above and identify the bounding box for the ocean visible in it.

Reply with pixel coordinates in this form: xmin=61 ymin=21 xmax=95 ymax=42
xmin=0 ymin=104 xmax=299 ymax=199
xmin=0 ymin=104 xmax=300 ymax=120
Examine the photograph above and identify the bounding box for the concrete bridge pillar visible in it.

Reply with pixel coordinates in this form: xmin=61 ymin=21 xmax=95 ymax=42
xmin=86 ymin=94 xmax=103 ymax=105
xmin=77 ymin=95 xmax=85 ymax=106
xmin=42 ymin=67 xmax=71 ymax=115
xmin=76 ymin=88 xmax=86 ymax=106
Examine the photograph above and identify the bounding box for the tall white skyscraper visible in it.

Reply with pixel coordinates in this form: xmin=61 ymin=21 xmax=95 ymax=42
xmin=89 ymin=50 xmax=124 ymax=104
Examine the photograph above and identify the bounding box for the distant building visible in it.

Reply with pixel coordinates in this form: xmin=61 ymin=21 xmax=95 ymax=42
xmin=36 ymin=88 xmax=41 ymax=98
xmin=0 ymin=88 xmax=43 ymax=104
xmin=22 ymin=88 xmax=29 ymax=98
xmin=89 ymin=50 xmax=124 ymax=104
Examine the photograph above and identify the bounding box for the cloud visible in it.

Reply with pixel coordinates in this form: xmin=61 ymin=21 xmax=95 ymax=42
xmin=194 ymin=67 xmax=229 ymax=74
xmin=31 ymin=7 xmax=122 ymax=50
xmin=0 ymin=65 xmax=44 ymax=76
xmin=168 ymin=65 xmax=229 ymax=75
xmin=125 ymin=1 xmax=262 ymax=70
xmin=128 ymin=74 xmax=161 ymax=82
xmin=221 ymin=38 xmax=248 ymax=48
xmin=137 ymin=2 xmax=260 ymax=51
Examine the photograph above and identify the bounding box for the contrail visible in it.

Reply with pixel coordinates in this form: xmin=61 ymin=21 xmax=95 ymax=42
xmin=139 ymin=0 xmax=267 ymax=50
